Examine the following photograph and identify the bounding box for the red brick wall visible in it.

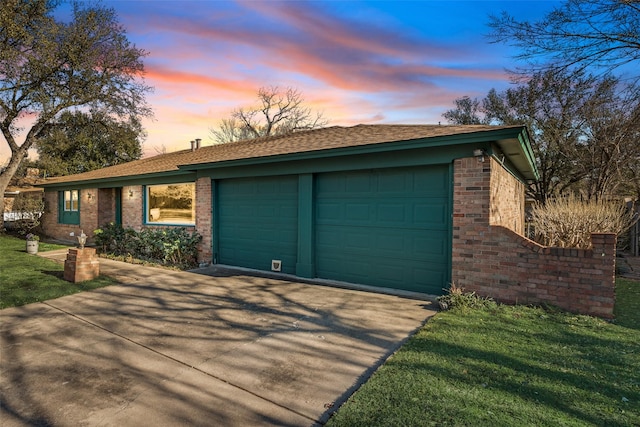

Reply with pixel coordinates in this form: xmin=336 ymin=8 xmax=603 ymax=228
xmin=195 ymin=177 xmax=212 ymax=263
xmin=490 ymin=159 xmax=525 ymax=234
xmin=97 ymin=188 xmax=116 ymax=226
xmin=122 ymin=180 xmax=212 ymax=264
xmin=42 ymin=189 xmax=99 ymax=244
xmin=44 ymin=181 xmax=212 ymax=264
xmin=121 ymin=185 xmax=143 ymax=231
xmin=452 ymin=157 xmax=616 ymax=318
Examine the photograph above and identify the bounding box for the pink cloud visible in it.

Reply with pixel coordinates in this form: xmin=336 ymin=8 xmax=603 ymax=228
xmin=88 ymin=1 xmax=521 ymax=157
xmin=145 ymin=66 xmax=255 ymax=95
xmin=136 ymin=1 xmax=506 ymax=95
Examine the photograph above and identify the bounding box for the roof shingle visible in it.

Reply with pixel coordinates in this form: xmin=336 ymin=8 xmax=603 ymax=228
xmin=42 ymin=124 xmax=524 ymax=185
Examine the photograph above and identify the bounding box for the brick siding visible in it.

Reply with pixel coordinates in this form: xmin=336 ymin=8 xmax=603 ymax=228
xmin=121 ymin=185 xmax=143 ymax=231
xmin=195 ymin=177 xmax=212 ymax=263
xmin=42 ymin=189 xmax=99 ymax=244
xmin=44 ymin=180 xmax=212 ymax=264
xmin=97 ymin=188 xmax=116 ymax=225
xmin=452 ymin=157 xmax=616 ymax=318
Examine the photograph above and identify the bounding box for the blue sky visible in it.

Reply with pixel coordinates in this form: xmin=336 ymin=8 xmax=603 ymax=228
xmin=3 ymin=0 xmax=564 ymax=161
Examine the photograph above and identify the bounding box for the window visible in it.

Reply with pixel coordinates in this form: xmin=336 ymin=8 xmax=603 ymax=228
xmin=146 ymin=183 xmax=195 ymax=225
xmin=64 ymin=190 xmax=79 ymax=211
xmin=58 ymin=190 xmax=80 ymax=224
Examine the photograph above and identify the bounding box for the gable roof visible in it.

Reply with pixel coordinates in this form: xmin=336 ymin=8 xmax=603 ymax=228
xmin=41 ymin=124 xmax=537 ymax=186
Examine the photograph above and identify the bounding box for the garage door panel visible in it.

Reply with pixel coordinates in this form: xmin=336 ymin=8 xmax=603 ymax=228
xmin=316 ymin=166 xmax=449 ymax=294
xmin=378 ymin=204 xmax=406 ymax=222
xmin=414 ymin=198 xmax=448 ymax=225
xmin=316 ymin=255 xmax=445 ymax=293
xmin=319 ymin=226 xmax=445 ymax=259
xmin=345 ymin=203 xmax=370 ymax=221
xmin=318 ymin=197 xmax=447 ymax=230
xmin=218 ymin=175 xmax=298 ymax=274
xmin=413 ymin=234 xmax=448 ymax=256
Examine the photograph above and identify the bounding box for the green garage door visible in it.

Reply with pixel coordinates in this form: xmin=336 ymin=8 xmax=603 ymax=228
xmin=315 ymin=165 xmax=450 ymax=294
xmin=217 ymin=175 xmax=298 ymax=274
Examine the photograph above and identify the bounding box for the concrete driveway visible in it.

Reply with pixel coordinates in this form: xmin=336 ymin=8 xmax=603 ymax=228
xmin=1 ymin=254 xmax=436 ymax=426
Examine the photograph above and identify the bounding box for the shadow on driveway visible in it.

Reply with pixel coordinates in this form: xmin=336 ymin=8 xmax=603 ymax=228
xmin=1 ymin=255 xmax=436 ymax=426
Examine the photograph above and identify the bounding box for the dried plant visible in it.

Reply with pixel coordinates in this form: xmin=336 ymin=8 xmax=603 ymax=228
xmin=531 ymin=195 xmax=636 ymax=248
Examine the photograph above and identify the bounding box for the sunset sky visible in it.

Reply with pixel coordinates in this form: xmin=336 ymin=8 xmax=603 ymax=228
xmin=3 ymin=0 xmax=563 ymax=162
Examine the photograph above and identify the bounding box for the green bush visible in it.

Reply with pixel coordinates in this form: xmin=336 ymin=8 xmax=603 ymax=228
xmin=437 ymin=283 xmax=497 ymax=312
xmin=531 ymin=195 xmax=636 ymax=249
xmin=93 ymin=223 xmax=202 ymax=269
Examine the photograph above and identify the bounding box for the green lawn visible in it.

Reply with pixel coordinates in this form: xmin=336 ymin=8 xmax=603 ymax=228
xmin=614 ymin=278 xmax=640 ymax=329
xmin=0 ymin=234 xmax=117 ymax=309
xmin=328 ymin=279 xmax=640 ymax=427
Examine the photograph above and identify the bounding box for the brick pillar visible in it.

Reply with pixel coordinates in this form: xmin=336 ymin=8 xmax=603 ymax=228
xmin=589 ymin=233 xmax=617 ymax=317
xmin=195 ymin=177 xmax=212 ymax=263
xmin=64 ymin=248 xmax=100 ymax=283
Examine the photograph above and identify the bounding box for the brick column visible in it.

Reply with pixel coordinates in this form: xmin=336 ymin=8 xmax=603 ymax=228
xmin=64 ymin=248 xmax=100 ymax=283
xmin=195 ymin=177 xmax=212 ymax=263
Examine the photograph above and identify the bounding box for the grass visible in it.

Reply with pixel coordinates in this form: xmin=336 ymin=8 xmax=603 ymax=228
xmin=328 ymin=279 xmax=640 ymax=427
xmin=0 ymin=234 xmax=117 ymax=309
xmin=614 ymin=278 xmax=640 ymax=329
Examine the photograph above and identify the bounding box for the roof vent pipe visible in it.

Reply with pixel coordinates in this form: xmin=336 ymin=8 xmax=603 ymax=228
xmin=190 ymin=140 xmax=196 ymax=151
xmin=195 ymin=138 xmax=201 ymax=150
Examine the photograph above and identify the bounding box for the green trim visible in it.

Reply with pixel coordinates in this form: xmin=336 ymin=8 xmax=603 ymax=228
xmin=518 ymin=129 xmax=539 ymax=180
xmin=490 ymin=128 xmax=538 ymax=181
xmin=185 ymin=128 xmax=528 ymax=173
xmin=41 ymin=171 xmax=196 ymax=190
xmin=195 ymin=144 xmax=478 ymax=180
xmin=296 ymin=174 xmax=315 ymax=278
xmin=115 ymin=188 xmax=122 ymax=225
xmin=445 ymin=162 xmax=453 ymax=286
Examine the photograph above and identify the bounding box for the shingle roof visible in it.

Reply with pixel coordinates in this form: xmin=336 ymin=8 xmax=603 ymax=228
xmin=42 ymin=124 xmax=525 ymax=185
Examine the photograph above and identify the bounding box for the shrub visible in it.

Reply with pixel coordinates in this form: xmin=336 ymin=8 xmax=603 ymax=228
xmin=11 ymin=192 xmax=45 ymax=235
xmin=93 ymin=223 xmax=202 ymax=269
xmin=531 ymin=195 xmax=636 ymax=249
xmin=437 ymin=283 xmax=497 ymax=312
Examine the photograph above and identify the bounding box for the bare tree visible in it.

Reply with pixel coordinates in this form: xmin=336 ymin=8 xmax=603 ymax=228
xmin=0 ymin=0 xmax=152 ymax=229
xmin=576 ymin=79 xmax=640 ymax=199
xmin=443 ymin=70 xmax=639 ymax=202
xmin=153 ymin=144 xmax=168 ymax=155
xmin=488 ymin=0 xmax=640 ymax=78
xmin=442 ymin=96 xmax=486 ymax=125
xmin=210 ymin=86 xmax=328 ymax=143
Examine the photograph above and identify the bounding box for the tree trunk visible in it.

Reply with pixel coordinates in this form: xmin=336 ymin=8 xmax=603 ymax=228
xmin=0 ymin=193 xmax=5 ymax=232
xmin=0 ymin=148 xmax=30 ymax=231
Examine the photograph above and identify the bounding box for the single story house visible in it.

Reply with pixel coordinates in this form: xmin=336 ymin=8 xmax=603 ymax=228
xmin=40 ymin=124 xmax=617 ymax=317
